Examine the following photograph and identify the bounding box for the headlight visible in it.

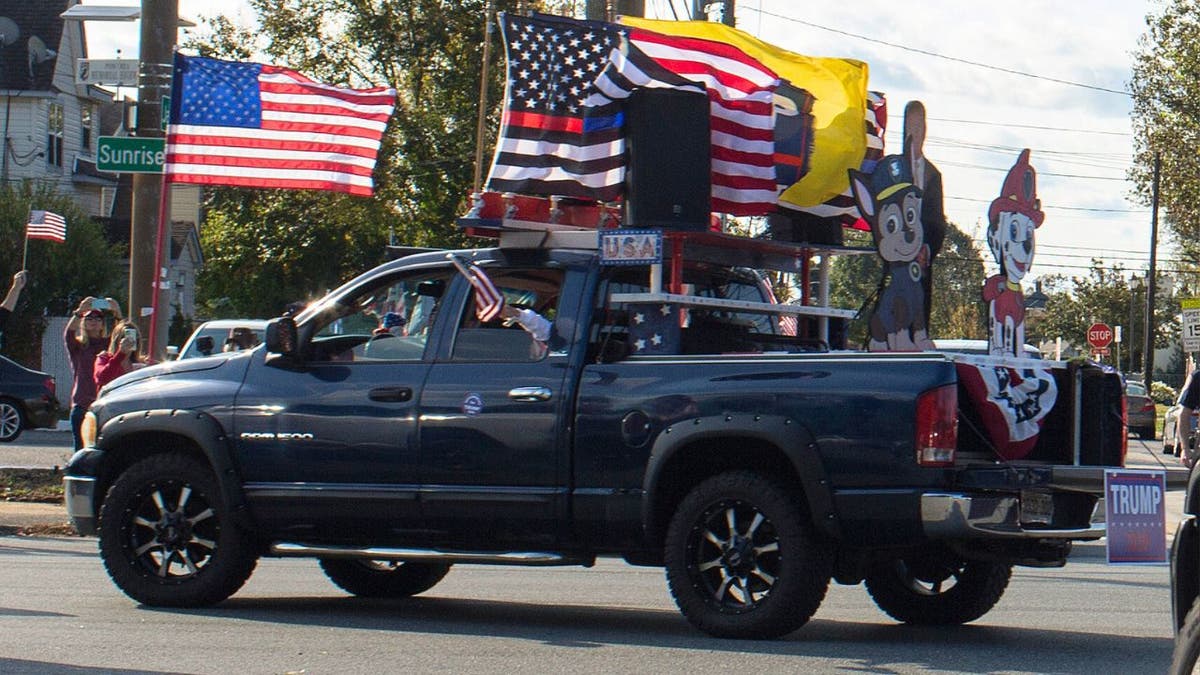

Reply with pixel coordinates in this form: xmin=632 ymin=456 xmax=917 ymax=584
xmin=80 ymin=411 xmax=98 ymax=448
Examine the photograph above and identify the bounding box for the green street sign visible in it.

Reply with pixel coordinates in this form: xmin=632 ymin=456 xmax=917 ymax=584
xmin=97 ymin=136 xmax=165 ymax=173
xmin=161 ymin=95 xmax=170 ymax=131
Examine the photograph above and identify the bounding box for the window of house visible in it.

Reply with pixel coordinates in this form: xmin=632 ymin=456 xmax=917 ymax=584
xmin=46 ymin=103 xmax=63 ymax=167
xmin=81 ymin=104 xmax=92 ymax=150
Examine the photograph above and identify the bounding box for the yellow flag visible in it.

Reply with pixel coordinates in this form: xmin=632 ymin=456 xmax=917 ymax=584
xmin=620 ymin=17 xmax=869 ymax=208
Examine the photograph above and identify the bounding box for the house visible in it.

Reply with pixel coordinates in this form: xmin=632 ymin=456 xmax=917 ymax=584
xmin=3 ymin=1 xmax=205 ymax=380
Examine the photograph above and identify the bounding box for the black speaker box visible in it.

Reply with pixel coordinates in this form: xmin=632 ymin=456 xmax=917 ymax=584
xmin=766 ymin=211 xmax=844 ymax=246
xmin=624 ymin=89 xmax=711 ymax=230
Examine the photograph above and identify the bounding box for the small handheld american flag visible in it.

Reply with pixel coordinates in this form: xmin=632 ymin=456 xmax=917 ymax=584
xmin=447 ymin=254 xmax=505 ymax=322
xmin=26 ymin=210 xmax=66 ymax=243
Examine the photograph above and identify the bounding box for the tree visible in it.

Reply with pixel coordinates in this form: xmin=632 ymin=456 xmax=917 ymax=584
xmin=1129 ymin=2 xmax=1200 ymax=267
xmin=0 ymin=182 xmax=123 ymax=367
xmin=1029 ymin=261 xmax=1179 ymax=371
xmin=829 ymin=220 xmax=987 ymax=346
xmin=188 ymin=1 xmax=526 ymax=317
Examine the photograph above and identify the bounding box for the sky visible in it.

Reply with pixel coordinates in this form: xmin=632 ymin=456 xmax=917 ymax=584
xmin=79 ymin=0 xmax=1163 ymax=286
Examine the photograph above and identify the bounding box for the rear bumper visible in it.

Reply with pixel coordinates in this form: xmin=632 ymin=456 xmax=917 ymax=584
xmin=921 ymin=492 xmax=1105 ymax=541
xmin=23 ymin=396 xmax=60 ymax=430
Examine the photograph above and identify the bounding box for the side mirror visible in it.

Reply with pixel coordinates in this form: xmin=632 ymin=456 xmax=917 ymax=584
xmin=196 ymin=336 xmax=215 ymax=356
xmin=165 ymin=345 xmax=179 ymax=360
xmin=264 ymin=316 xmax=301 ymax=369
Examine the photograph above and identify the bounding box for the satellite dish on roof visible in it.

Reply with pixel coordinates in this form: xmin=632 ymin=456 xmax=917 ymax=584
xmin=0 ymin=17 xmax=20 ymax=47
xmin=27 ymin=35 xmax=55 ymax=79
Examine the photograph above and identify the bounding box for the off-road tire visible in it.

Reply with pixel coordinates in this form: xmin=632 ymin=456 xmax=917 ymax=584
xmin=1172 ymin=599 xmax=1200 ymax=675
xmin=865 ymin=556 xmax=1011 ymax=625
xmin=664 ymin=470 xmax=831 ymax=639
xmin=319 ymin=559 xmax=451 ymax=598
xmin=0 ymin=398 xmax=25 ymax=443
xmin=99 ymin=453 xmax=258 ymax=607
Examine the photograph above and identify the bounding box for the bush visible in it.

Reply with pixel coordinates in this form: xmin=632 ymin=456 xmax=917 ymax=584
xmin=1151 ymin=381 xmax=1177 ymax=405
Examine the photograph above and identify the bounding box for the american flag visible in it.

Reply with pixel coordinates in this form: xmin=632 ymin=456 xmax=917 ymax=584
xmin=448 ymin=254 xmax=505 ymax=322
xmin=486 ymin=13 xmax=632 ymax=202
xmin=590 ymin=27 xmax=781 ymax=216
xmin=26 ymin=210 xmax=66 ymax=243
xmin=165 ymin=54 xmax=396 ymax=197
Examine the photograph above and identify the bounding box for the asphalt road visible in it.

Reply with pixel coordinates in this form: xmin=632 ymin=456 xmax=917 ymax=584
xmin=0 ymin=535 xmax=1175 ymax=674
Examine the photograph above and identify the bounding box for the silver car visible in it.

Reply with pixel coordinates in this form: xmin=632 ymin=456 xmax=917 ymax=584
xmin=1125 ymin=380 xmax=1157 ymax=440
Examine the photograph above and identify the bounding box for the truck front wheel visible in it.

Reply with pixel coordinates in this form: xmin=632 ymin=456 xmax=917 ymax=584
xmin=865 ymin=554 xmax=1011 ymax=625
xmin=99 ymin=453 xmax=258 ymax=607
xmin=664 ymin=470 xmax=831 ymax=639
xmin=319 ymin=559 xmax=451 ymax=597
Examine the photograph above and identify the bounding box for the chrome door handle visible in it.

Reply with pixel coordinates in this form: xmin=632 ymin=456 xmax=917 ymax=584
xmin=508 ymin=386 xmax=552 ymax=402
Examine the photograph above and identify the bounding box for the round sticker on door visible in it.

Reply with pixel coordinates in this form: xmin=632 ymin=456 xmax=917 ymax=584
xmin=462 ymin=393 xmax=484 ymax=416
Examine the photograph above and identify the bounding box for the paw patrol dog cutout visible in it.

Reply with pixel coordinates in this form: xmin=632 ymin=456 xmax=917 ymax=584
xmin=849 ymin=144 xmax=935 ymax=352
xmin=983 ymin=149 xmax=1043 ymax=358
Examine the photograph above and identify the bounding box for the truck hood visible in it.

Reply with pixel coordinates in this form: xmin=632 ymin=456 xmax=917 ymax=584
xmin=99 ymin=349 xmax=254 ymax=396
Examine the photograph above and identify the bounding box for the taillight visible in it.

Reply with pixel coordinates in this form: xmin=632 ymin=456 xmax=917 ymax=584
xmin=43 ymin=376 xmax=55 ymax=400
xmin=1140 ymin=401 xmax=1156 ymax=413
xmin=916 ymin=384 xmax=957 ymax=467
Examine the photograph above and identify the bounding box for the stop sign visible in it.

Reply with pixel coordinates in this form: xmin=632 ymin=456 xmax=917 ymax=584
xmin=1087 ymin=322 xmax=1114 ymax=349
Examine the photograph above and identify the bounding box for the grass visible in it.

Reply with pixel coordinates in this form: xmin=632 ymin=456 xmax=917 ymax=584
xmin=0 ymin=468 xmax=64 ymax=503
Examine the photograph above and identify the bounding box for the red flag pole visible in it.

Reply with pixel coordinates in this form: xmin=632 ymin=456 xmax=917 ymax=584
xmin=146 ymin=175 xmax=170 ymax=361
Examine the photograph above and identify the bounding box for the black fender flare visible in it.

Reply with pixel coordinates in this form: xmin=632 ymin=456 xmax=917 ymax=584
xmin=641 ymin=413 xmax=840 ymax=542
xmin=96 ymin=409 xmax=254 ymax=530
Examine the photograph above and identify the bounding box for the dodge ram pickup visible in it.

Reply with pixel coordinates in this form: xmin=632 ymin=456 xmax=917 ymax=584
xmin=64 ymin=234 xmax=1125 ymax=639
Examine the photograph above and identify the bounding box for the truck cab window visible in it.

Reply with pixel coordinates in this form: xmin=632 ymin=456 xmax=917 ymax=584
xmin=308 ymin=269 xmax=452 ymax=362
xmin=450 ymin=268 xmax=565 ymax=362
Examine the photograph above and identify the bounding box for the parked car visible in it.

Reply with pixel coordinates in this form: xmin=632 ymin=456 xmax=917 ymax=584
xmin=1164 ymin=403 xmax=1198 ymax=466
xmin=1124 ymin=380 xmax=1157 ymax=440
xmin=0 ymin=354 xmax=60 ymax=442
xmin=173 ymin=320 xmax=268 ymax=360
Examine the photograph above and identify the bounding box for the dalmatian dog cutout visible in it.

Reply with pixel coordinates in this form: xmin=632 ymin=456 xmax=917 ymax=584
xmin=983 ymin=149 xmax=1043 ymax=358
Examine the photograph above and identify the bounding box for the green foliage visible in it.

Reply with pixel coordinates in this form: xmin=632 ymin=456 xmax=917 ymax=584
xmin=1129 ymin=2 xmax=1200 ymax=269
xmin=1151 ymin=380 xmax=1177 ymax=405
xmin=0 ymin=182 xmax=122 ymax=366
xmin=829 ymin=221 xmax=986 ymax=346
xmin=1029 ymin=263 xmax=1178 ymax=371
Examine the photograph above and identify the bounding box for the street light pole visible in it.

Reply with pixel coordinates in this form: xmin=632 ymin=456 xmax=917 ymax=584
xmin=129 ymin=0 xmax=177 ymax=355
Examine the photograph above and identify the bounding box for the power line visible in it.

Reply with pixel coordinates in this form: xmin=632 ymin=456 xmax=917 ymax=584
xmin=938 ymin=159 xmax=1127 ymax=181
xmin=946 ymin=195 xmax=1149 ymax=213
xmin=922 ymin=117 xmax=1131 ymax=137
xmin=740 ymin=7 xmax=1130 ymax=97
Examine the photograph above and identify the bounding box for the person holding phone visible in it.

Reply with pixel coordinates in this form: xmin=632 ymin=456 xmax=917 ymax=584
xmin=94 ymin=320 xmax=145 ymax=390
xmin=64 ymin=295 xmax=121 ymax=450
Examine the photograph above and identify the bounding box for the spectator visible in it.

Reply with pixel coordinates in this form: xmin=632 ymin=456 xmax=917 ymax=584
xmin=0 ymin=270 xmax=27 ymax=352
xmin=64 ymin=296 xmax=120 ymax=450
xmin=94 ymin=320 xmax=146 ymax=390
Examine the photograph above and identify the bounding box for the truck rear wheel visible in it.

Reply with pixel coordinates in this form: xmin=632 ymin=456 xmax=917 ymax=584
xmin=865 ymin=554 xmax=1011 ymax=625
xmin=99 ymin=453 xmax=258 ymax=607
xmin=664 ymin=470 xmax=831 ymax=639
xmin=319 ymin=559 xmax=451 ymax=598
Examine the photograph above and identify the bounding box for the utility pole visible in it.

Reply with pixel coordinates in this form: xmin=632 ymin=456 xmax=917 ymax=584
xmin=589 ymin=1 xmax=644 ymax=20
xmin=129 ymin=0 xmax=177 ymax=354
xmin=1144 ymin=153 xmax=1160 ymax=393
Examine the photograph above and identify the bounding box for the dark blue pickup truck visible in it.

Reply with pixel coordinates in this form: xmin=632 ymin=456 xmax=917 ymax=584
xmin=64 ymin=241 xmax=1124 ymax=639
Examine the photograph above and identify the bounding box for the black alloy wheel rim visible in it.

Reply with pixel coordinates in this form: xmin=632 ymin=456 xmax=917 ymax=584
xmin=685 ymin=498 xmax=782 ymax=613
xmin=123 ymin=479 xmax=220 ymax=580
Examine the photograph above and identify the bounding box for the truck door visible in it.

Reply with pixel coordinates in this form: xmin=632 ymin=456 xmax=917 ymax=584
xmin=417 ymin=263 xmax=586 ymax=547
xmin=234 ymin=265 xmax=455 ymax=536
